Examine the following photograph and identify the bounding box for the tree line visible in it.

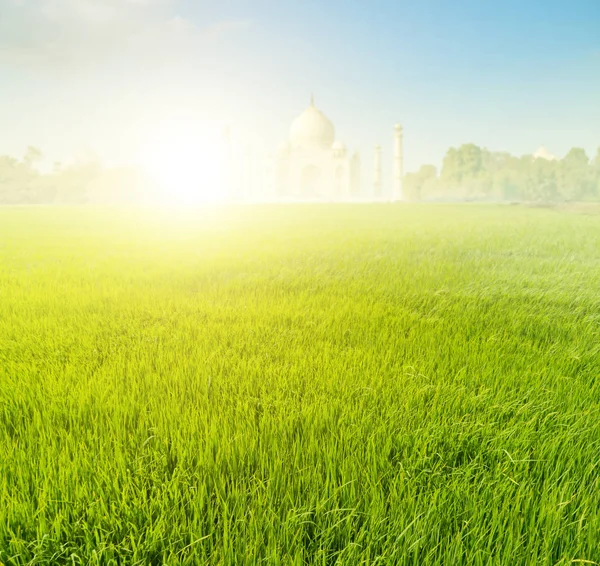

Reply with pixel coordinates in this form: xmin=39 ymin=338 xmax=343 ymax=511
xmin=404 ymin=144 xmax=600 ymax=202
xmin=2 ymin=143 xmax=600 ymax=204
xmin=0 ymin=147 xmax=149 ymax=204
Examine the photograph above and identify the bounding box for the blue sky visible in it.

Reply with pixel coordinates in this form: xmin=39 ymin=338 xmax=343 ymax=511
xmin=1 ymin=0 xmax=599 ymax=173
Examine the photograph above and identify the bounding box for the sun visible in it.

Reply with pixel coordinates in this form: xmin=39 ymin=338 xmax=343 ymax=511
xmin=141 ymin=120 xmax=227 ymax=204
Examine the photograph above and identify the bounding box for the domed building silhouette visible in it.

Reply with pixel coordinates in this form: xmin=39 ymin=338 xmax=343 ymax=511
xmin=533 ymin=146 xmax=558 ymax=161
xmin=224 ymin=96 xmax=404 ymax=202
xmin=274 ymin=96 xmax=361 ymax=199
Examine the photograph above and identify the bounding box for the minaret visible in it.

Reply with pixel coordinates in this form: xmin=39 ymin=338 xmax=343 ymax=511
xmin=373 ymin=145 xmax=382 ymax=199
xmin=393 ymin=124 xmax=404 ymax=202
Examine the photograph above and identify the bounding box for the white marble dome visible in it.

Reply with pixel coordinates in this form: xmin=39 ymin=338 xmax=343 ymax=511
xmin=533 ymin=146 xmax=558 ymax=161
xmin=289 ymin=97 xmax=335 ymax=150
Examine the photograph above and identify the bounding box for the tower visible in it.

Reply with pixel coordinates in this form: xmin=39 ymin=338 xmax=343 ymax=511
xmin=393 ymin=124 xmax=404 ymax=202
xmin=373 ymin=145 xmax=382 ymax=198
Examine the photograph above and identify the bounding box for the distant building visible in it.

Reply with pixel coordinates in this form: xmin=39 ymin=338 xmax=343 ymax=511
xmin=228 ymin=96 xmax=404 ymax=202
xmin=533 ymin=146 xmax=558 ymax=161
xmin=272 ymin=96 xmax=360 ymax=200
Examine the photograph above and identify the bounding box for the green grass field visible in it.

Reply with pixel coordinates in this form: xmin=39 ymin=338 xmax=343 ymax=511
xmin=1 ymin=204 xmax=600 ymax=565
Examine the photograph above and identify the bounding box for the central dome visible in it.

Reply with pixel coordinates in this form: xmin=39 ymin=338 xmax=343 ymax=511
xmin=289 ymin=96 xmax=335 ymax=150
xmin=533 ymin=146 xmax=558 ymax=161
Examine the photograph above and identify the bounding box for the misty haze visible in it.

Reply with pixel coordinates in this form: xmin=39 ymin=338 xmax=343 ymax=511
xmin=1 ymin=1 xmax=600 ymax=565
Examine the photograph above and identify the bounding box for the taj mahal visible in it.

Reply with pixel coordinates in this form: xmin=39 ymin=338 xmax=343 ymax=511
xmin=224 ymin=96 xmax=404 ymax=202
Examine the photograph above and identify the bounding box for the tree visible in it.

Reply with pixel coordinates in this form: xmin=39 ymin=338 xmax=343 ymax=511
xmin=404 ymin=165 xmax=437 ymax=201
xmin=0 ymin=154 xmax=39 ymax=204
xmin=440 ymin=144 xmax=493 ymax=198
xmin=440 ymin=147 xmax=460 ymax=186
xmin=557 ymin=148 xmax=591 ymax=201
xmin=530 ymin=157 xmax=558 ymax=201
xmin=441 ymin=144 xmax=484 ymax=185
xmin=23 ymin=146 xmax=43 ymax=168
xmin=590 ymin=148 xmax=600 ymax=200
xmin=492 ymin=167 xmax=522 ymax=201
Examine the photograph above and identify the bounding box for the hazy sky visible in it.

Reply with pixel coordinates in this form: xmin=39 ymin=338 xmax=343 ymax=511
xmin=1 ymin=0 xmax=599 ymax=173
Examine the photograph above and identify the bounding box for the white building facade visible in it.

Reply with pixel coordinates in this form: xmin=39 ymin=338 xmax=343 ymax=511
xmin=226 ymin=97 xmax=403 ymax=202
xmin=273 ymin=96 xmax=361 ymax=200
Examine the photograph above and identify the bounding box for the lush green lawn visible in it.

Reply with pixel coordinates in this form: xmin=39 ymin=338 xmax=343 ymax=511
xmin=1 ymin=204 xmax=600 ymax=565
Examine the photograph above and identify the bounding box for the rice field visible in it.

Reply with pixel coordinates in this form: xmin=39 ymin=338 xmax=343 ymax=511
xmin=1 ymin=204 xmax=600 ymax=565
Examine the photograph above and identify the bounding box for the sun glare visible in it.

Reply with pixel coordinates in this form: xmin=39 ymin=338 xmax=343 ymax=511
xmin=141 ymin=120 xmax=226 ymax=204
